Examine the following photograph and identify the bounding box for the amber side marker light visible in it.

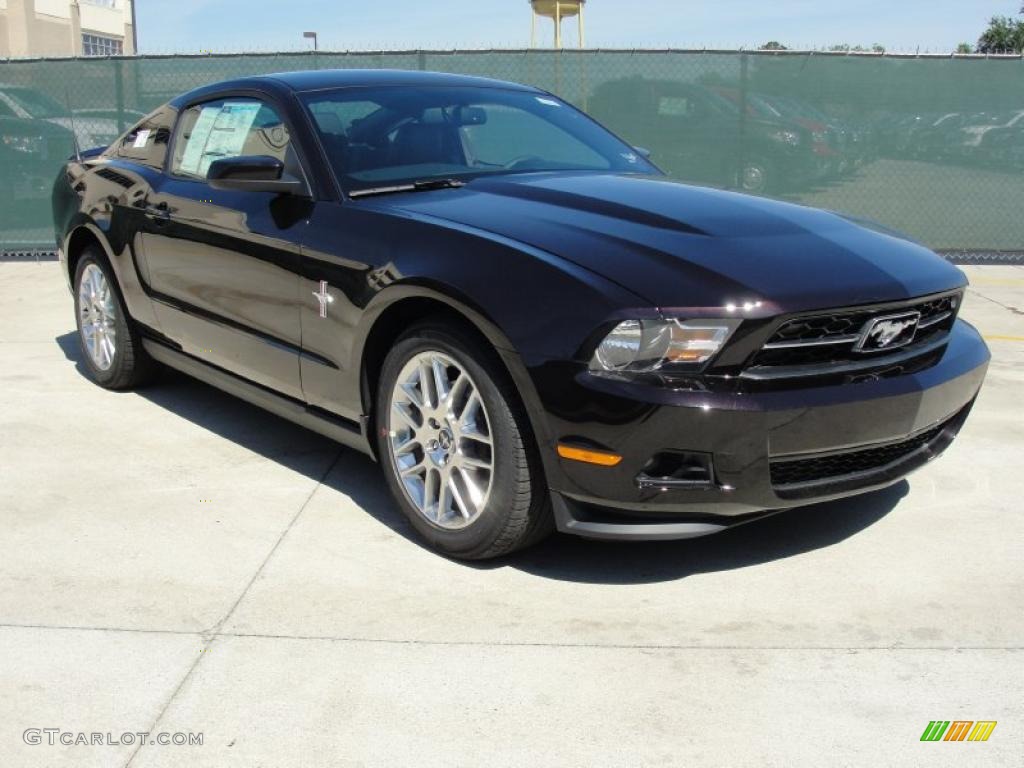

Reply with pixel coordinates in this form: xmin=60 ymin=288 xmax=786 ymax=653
xmin=557 ymin=444 xmax=623 ymax=466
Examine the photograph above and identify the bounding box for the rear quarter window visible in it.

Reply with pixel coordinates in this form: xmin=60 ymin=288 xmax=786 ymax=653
xmin=111 ymin=106 xmax=176 ymax=170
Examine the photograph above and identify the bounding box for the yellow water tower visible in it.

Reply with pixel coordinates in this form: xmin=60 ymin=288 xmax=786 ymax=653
xmin=530 ymin=0 xmax=586 ymax=49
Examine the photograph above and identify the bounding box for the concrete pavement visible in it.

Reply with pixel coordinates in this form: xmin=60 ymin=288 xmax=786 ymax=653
xmin=0 ymin=261 xmax=1021 ymax=767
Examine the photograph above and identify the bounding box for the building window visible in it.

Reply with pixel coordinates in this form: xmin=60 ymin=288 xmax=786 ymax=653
xmin=82 ymin=33 xmax=124 ymax=57
xmin=81 ymin=0 xmax=120 ymax=8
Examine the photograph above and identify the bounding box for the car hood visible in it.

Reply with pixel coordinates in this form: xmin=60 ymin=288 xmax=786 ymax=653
xmin=366 ymin=172 xmax=965 ymax=313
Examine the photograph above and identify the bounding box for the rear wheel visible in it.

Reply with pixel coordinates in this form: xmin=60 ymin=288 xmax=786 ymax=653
xmin=375 ymin=321 xmax=552 ymax=559
xmin=73 ymin=248 xmax=156 ymax=389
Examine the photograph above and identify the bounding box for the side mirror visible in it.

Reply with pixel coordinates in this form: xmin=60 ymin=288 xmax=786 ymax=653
xmin=633 ymin=146 xmax=652 ymax=159
xmin=207 ymin=155 xmax=308 ymax=196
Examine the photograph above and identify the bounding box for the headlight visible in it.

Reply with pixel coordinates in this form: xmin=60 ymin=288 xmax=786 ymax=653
xmin=2 ymin=134 xmax=45 ymax=154
xmin=770 ymin=129 xmax=802 ymax=146
xmin=590 ymin=318 xmax=740 ymax=375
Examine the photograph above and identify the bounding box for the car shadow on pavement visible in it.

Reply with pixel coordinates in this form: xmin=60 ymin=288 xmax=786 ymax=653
xmin=507 ymin=482 xmax=905 ymax=584
xmin=57 ymin=331 xmax=907 ymax=585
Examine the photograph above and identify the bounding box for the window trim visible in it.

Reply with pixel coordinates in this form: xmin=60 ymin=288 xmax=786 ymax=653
xmin=81 ymin=32 xmax=124 ymax=57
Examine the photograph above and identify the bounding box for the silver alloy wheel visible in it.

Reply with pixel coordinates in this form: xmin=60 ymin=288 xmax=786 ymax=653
xmin=387 ymin=350 xmax=494 ymax=529
xmin=741 ymin=163 xmax=766 ymax=192
xmin=78 ymin=263 xmax=117 ymax=371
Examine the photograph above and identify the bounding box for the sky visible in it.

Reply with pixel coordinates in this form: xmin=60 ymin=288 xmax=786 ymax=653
xmin=135 ymin=0 xmax=1023 ymax=55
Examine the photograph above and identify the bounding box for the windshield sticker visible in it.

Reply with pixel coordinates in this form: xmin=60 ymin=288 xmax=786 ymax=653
xmin=620 ymin=152 xmax=639 ymax=163
xmin=132 ymin=129 xmax=151 ymax=148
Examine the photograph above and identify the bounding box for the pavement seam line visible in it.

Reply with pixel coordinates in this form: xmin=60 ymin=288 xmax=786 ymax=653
xmin=1 ymin=623 xmax=1020 ymax=653
xmin=208 ymin=633 xmax=1024 ymax=652
xmin=122 ymin=448 xmax=344 ymax=768
xmin=0 ymin=622 xmax=201 ymax=637
xmin=967 ymin=286 xmax=1024 ymax=316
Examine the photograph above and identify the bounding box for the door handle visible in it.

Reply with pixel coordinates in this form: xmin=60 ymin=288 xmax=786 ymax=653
xmin=145 ymin=201 xmax=171 ymax=225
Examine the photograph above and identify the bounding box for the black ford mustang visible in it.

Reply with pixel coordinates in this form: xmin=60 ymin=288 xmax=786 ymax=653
xmin=52 ymin=70 xmax=989 ymax=559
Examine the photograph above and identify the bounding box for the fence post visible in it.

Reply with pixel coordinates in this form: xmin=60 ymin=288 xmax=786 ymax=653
xmin=417 ymin=50 xmax=426 ymax=71
xmin=737 ymin=51 xmax=748 ymax=191
xmin=113 ymin=57 xmax=126 ymax=133
xmin=132 ymin=55 xmax=141 ymax=113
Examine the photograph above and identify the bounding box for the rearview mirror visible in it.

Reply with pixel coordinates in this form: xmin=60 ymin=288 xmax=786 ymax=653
xmin=450 ymin=106 xmax=488 ymax=127
xmin=633 ymin=146 xmax=652 ymax=158
xmin=207 ymin=155 xmax=308 ymax=196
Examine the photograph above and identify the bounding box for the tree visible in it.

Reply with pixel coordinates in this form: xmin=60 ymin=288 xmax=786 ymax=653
xmin=956 ymin=42 xmax=973 ymax=54
xmin=760 ymin=41 xmax=787 ymax=50
xmin=826 ymin=43 xmax=884 ymax=53
xmin=976 ymin=15 xmax=1024 ymax=53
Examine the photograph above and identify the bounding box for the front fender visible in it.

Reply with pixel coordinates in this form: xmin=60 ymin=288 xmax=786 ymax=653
xmin=333 ymin=208 xmax=645 ymax=481
xmin=356 ymin=203 xmax=645 ymax=362
xmin=354 ymin=280 xmax=555 ymax=453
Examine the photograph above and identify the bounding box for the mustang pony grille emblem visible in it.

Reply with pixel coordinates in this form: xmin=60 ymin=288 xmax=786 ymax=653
xmin=855 ymin=311 xmax=921 ymax=352
xmin=312 ymin=280 xmax=333 ymax=319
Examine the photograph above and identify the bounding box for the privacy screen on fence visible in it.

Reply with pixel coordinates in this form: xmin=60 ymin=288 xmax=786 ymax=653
xmin=2 ymin=50 xmax=1023 ymax=251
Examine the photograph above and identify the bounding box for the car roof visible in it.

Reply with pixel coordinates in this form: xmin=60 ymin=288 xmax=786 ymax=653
xmin=169 ymin=68 xmax=541 ymax=107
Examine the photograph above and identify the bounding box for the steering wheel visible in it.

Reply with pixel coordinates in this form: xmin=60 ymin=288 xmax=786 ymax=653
xmin=502 ymin=155 xmax=544 ymax=170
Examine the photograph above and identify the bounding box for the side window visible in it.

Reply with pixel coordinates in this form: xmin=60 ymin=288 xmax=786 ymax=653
xmin=114 ymin=106 xmax=176 ymax=169
xmin=657 ymin=96 xmax=693 ymax=117
xmin=171 ymin=98 xmax=291 ymax=179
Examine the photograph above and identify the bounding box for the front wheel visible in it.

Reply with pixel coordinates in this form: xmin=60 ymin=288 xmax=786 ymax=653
xmin=739 ymin=157 xmax=774 ymax=194
xmin=375 ymin=321 xmax=552 ymax=559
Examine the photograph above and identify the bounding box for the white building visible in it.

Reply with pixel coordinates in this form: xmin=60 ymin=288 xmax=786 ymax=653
xmin=0 ymin=0 xmax=135 ymax=58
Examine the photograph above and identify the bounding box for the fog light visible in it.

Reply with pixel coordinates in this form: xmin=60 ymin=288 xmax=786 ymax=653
xmin=636 ymin=451 xmax=714 ymax=489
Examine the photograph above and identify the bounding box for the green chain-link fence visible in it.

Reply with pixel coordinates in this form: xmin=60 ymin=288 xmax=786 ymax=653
xmin=2 ymin=49 xmax=1024 ymax=252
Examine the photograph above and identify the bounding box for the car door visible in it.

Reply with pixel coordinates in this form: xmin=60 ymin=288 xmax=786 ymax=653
xmin=139 ymin=95 xmax=312 ymax=400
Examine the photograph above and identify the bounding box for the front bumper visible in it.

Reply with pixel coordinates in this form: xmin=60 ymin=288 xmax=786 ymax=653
xmin=536 ymin=319 xmax=989 ymax=540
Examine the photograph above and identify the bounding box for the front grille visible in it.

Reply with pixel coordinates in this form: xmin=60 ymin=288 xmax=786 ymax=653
xmin=770 ymin=421 xmax=947 ymax=487
xmin=744 ymin=291 xmax=960 ymax=380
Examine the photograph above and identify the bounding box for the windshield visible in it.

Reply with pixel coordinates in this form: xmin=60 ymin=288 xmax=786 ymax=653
xmin=300 ymin=85 xmax=658 ymax=193
xmin=3 ymin=87 xmax=67 ymax=119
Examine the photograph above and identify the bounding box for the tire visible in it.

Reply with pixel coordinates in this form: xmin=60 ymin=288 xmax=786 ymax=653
xmin=375 ymin=320 xmax=552 ymax=559
xmin=739 ymin=157 xmax=774 ymax=194
xmin=73 ymin=247 xmax=157 ymax=390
